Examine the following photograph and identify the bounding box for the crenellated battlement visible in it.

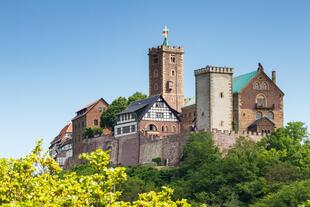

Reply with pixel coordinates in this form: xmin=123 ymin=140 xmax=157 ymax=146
xmin=195 ymin=65 xmax=233 ymax=75
xmin=148 ymin=45 xmax=184 ymax=54
xmin=210 ymin=128 xmax=269 ymax=137
xmin=206 ymin=128 xmax=268 ymax=152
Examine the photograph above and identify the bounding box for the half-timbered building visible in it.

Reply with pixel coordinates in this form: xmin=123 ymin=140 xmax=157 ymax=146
xmin=114 ymin=95 xmax=181 ymax=138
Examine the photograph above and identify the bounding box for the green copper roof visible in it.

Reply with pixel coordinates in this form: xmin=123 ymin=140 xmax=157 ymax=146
xmin=162 ymin=38 xmax=169 ymax=46
xmin=233 ymin=70 xmax=258 ymax=93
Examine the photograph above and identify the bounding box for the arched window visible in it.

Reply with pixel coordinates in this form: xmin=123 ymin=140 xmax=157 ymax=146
xmin=162 ymin=126 xmax=165 ymax=132
xmin=256 ymin=94 xmax=266 ymax=107
xmin=148 ymin=124 xmax=157 ymax=131
xmin=256 ymin=111 xmax=263 ymax=120
xmin=267 ymin=111 xmax=274 ymax=120
xmin=171 ymin=70 xmax=175 ymax=76
xmin=171 ymin=125 xmax=176 ymax=133
xmin=165 ymin=126 xmax=169 ymax=132
xmin=253 ymin=82 xmax=260 ymax=90
xmin=260 ymin=82 xmax=269 ymax=90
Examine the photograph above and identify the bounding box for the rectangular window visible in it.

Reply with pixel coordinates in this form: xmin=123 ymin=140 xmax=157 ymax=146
xmin=94 ymin=119 xmax=98 ymax=126
xmin=167 ymin=81 xmax=173 ymax=90
xmin=153 ymin=55 xmax=158 ymax=64
xmin=156 ymin=112 xmax=164 ymax=118
xmin=170 ymin=55 xmax=176 ymax=63
xmin=123 ymin=126 xmax=130 ymax=133
xmin=131 ymin=125 xmax=136 ymax=132
xmin=117 ymin=128 xmax=121 ymax=135
xmin=169 ymin=113 xmax=173 ymax=118
xmin=147 ymin=112 xmax=151 ymax=118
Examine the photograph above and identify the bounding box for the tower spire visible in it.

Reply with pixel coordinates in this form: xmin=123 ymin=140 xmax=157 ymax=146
xmin=162 ymin=25 xmax=169 ymax=46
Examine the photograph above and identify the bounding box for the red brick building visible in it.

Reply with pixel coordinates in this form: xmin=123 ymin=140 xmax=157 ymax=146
xmin=72 ymin=98 xmax=109 ymax=158
xmin=233 ymin=63 xmax=284 ymax=133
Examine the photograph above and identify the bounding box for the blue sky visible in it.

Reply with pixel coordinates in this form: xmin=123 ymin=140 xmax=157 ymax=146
xmin=0 ymin=0 xmax=309 ymax=158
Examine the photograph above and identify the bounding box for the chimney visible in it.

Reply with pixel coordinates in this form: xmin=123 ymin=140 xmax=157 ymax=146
xmin=272 ymin=71 xmax=276 ymax=84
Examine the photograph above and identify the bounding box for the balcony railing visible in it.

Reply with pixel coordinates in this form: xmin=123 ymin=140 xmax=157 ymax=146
xmin=255 ymin=104 xmax=275 ymax=110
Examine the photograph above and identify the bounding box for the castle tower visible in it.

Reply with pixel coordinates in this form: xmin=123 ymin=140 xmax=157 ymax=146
xmin=195 ymin=66 xmax=233 ymax=131
xmin=148 ymin=26 xmax=184 ymax=112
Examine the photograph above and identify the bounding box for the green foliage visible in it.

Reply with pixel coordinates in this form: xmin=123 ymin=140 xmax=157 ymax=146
xmin=101 ymin=96 xmax=128 ymax=129
xmin=0 ymin=140 xmax=190 ymax=206
xmin=121 ymin=122 xmax=310 ymax=206
xmin=83 ymin=127 xmax=94 ymax=138
xmin=259 ymin=122 xmax=310 ymax=176
xmin=299 ymin=200 xmax=310 ymax=207
xmin=83 ymin=127 xmax=103 ymax=139
xmin=100 ymin=92 xmax=147 ymax=130
xmin=127 ymin=92 xmax=148 ymax=105
xmin=251 ymin=179 xmax=310 ymax=207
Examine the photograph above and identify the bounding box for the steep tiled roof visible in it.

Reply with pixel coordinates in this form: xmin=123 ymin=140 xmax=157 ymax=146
xmin=119 ymin=95 xmax=160 ymax=115
xmin=233 ymin=70 xmax=258 ymax=94
xmin=118 ymin=95 xmax=180 ymax=121
xmin=50 ymin=123 xmax=72 ymax=145
xmin=72 ymin=98 xmax=108 ymax=121
xmin=250 ymin=117 xmax=275 ymax=126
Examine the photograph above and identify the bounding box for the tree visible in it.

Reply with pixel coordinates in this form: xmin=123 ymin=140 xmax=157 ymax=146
xmin=259 ymin=122 xmax=310 ymax=174
xmin=251 ymin=179 xmax=310 ymax=207
xmin=127 ymin=92 xmax=147 ymax=105
xmin=101 ymin=96 xmax=128 ymax=129
xmin=0 ymin=140 xmax=190 ymax=206
xmin=83 ymin=127 xmax=94 ymax=138
xmin=100 ymin=92 xmax=147 ymax=130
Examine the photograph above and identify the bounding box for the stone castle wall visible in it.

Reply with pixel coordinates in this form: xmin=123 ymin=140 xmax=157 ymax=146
xmin=68 ymin=129 xmax=267 ymax=168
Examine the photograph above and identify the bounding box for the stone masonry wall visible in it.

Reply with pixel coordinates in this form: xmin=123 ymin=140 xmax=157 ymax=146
xmin=69 ymin=129 xmax=267 ymax=168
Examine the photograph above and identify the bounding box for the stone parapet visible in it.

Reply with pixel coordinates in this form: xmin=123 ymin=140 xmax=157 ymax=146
xmin=195 ymin=65 xmax=233 ymax=76
xmin=69 ymin=129 xmax=268 ymax=168
xmin=148 ymin=45 xmax=184 ymax=54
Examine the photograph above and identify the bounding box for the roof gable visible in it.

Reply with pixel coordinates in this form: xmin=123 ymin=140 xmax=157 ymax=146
xmin=72 ymin=98 xmax=108 ymax=121
xmin=118 ymin=95 xmax=180 ymax=121
xmin=250 ymin=117 xmax=275 ymax=127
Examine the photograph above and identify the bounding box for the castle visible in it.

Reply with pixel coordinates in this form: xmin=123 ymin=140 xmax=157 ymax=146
xmin=50 ymin=26 xmax=284 ymax=168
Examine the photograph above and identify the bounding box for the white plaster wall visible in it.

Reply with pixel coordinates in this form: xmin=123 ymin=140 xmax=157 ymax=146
xmin=196 ymin=73 xmax=211 ymax=130
xmin=210 ymin=73 xmax=232 ymax=130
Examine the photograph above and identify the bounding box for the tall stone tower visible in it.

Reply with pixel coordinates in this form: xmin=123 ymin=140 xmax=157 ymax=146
xmin=195 ymin=66 xmax=233 ymax=131
xmin=148 ymin=26 xmax=184 ymax=112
